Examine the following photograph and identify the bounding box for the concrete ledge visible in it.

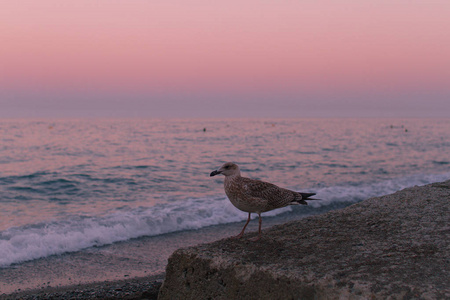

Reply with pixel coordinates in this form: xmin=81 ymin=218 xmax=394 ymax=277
xmin=159 ymin=181 xmax=450 ymax=299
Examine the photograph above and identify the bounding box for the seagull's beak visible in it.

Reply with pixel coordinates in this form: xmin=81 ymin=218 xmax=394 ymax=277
xmin=210 ymin=170 xmax=221 ymax=177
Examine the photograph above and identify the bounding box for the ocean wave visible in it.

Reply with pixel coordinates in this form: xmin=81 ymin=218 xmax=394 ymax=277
xmin=0 ymin=196 xmax=291 ymax=267
xmin=311 ymin=172 xmax=450 ymax=208
xmin=1 ymin=172 xmax=448 ymax=268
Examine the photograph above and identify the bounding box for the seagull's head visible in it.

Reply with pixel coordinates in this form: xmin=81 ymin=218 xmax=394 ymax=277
xmin=210 ymin=162 xmax=240 ymax=177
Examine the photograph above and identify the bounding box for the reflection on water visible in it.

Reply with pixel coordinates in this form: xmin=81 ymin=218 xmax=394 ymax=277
xmin=0 ymin=118 xmax=449 ymax=230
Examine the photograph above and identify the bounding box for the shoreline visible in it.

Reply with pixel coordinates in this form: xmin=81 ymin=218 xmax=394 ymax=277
xmin=0 ymin=200 xmax=334 ymax=297
xmin=3 ymin=180 xmax=449 ymax=299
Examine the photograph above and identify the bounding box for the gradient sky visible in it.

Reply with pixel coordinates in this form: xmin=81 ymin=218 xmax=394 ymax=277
xmin=1 ymin=0 xmax=449 ymax=118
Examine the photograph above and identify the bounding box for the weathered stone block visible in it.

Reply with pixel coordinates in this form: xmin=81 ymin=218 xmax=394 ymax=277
xmin=159 ymin=181 xmax=450 ymax=299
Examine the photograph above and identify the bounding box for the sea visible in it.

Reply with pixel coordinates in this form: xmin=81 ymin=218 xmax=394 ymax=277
xmin=0 ymin=118 xmax=449 ymax=292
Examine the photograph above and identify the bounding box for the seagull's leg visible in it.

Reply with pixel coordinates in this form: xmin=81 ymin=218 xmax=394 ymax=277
xmin=249 ymin=213 xmax=262 ymax=241
xmin=233 ymin=213 xmax=251 ymax=239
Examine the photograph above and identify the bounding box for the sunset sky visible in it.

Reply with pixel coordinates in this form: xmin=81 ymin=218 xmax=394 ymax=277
xmin=1 ymin=1 xmax=449 ymax=118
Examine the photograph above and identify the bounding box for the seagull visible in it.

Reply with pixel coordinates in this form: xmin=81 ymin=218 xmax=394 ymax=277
xmin=210 ymin=162 xmax=317 ymax=241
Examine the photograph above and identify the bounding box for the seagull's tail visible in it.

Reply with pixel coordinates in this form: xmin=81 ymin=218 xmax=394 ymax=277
xmin=300 ymin=192 xmax=317 ymax=200
xmin=295 ymin=192 xmax=319 ymax=205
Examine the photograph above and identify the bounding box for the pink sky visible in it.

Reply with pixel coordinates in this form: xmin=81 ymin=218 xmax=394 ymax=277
xmin=1 ymin=1 xmax=449 ymax=117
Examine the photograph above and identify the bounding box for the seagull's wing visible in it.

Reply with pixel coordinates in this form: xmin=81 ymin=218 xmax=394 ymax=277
xmin=240 ymin=177 xmax=297 ymax=210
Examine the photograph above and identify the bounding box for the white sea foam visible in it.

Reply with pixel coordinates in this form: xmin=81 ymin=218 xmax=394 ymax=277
xmin=309 ymin=172 xmax=450 ymax=208
xmin=1 ymin=172 xmax=448 ymax=267
xmin=0 ymin=196 xmax=290 ymax=267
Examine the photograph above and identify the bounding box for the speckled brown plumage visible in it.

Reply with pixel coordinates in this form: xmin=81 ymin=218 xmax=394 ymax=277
xmin=210 ymin=162 xmax=317 ymax=241
xmin=224 ymin=175 xmax=304 ymax=213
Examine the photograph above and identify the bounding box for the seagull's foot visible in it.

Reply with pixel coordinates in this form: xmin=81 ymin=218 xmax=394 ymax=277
xmin=249 ymin=235 xmax=261 ymax=242
xmin=231 ymin=233 xmax=244 ymax=239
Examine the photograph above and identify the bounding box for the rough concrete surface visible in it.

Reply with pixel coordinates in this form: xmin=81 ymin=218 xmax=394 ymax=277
xmin=159 ymin=181 xmax=450 ymax=299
